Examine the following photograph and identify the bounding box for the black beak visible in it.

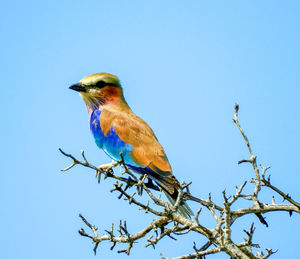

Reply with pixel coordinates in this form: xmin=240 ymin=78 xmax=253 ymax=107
xmin=69 ymin=83 xmax=87 ymax=92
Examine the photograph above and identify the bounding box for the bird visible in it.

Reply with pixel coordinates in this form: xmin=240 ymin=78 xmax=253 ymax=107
xmin=69 ymin=72 xmax=193 ymax=218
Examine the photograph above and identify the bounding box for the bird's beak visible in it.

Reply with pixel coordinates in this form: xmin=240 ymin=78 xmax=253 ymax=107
xmin=69 ymin=83 xmax=87 ymax=92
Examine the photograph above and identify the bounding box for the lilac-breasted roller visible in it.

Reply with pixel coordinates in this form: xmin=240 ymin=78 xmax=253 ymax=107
xmin=69 ymin=73 xmax=193 ymax=218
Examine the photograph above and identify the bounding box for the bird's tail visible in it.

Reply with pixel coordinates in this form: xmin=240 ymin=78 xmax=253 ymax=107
xmin=163 ymin=190 xmax=194 ymax=219
xmin=142 ymin=165 xmax=194 ymax=218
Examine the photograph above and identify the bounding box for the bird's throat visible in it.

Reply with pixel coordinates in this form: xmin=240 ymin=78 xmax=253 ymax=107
xmin=80 ymin=92 xmax=130 ymax=115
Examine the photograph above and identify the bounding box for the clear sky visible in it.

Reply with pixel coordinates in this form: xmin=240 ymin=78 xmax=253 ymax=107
xmin=1 ymin=1 xmax=300 ymax=258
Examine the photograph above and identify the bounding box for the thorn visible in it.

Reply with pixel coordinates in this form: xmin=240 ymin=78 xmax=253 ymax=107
xmin=234 ymin=103 xmax=239 ymax=112
xmin=255 ymin=213 xmax=268 ymax=228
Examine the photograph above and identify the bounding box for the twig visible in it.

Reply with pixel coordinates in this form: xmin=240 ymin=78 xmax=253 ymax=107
xmin=60 ymin=104 xmax=300 ymax=259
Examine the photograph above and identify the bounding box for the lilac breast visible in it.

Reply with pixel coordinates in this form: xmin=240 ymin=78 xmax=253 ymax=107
xmin=90 ymin=109 xmax=136 ymax=165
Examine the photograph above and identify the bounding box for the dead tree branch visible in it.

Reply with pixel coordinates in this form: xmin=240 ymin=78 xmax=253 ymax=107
xmin=60 ymin=104 xmax=299 ymax=258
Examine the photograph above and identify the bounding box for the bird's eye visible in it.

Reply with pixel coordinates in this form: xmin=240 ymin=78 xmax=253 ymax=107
xmin=94 ymin=80 xmax=106 ymax=89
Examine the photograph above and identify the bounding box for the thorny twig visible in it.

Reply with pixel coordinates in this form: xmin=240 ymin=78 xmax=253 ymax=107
xmin=60 ymin=104 xmax=299 ymax=258
xmin=59 ymin=148 xmax=160 ymax=191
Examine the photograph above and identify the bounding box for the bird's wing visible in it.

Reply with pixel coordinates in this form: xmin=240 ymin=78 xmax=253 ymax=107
xmin=100 ymin=108 xmax=178 ymax=194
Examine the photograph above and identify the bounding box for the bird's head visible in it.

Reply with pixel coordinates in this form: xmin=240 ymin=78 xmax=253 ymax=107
xmin=69 ymin=73 xmax=126 ymax=111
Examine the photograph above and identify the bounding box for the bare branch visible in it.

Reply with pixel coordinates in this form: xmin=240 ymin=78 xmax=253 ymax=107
xmin=59 ymin=148 xmax=160 ymax=191
xmin=60 ymin=104 xmax=300 ymax=259
xmin=163 ymin=246 xmax=223 ymax=259
xmin=110 ymin=181 xmax=164 ymax=216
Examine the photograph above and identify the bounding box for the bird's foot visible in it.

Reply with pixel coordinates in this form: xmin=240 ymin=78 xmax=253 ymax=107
xmin=96 ymin=162 xmax=116 ymax=182
xmin=97 ymin=163 xmax=114 ymax=171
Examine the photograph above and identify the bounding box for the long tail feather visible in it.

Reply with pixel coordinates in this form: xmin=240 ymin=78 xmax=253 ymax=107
xmin=163 ymin=190 xmax=194 ymax=219
xmin=128 ymin=165 xmax=194 ymax=218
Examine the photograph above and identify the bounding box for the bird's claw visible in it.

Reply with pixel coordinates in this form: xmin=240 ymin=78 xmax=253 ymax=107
xmin=97 ymin=163 xmax=114 ymax=171
xmin=95 ymin=163 xmax=115 ymax=182
xmin=96 ymin=162 xmax=119 ymax=182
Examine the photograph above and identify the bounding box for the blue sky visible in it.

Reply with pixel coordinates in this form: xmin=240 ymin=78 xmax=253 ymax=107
xmin=1 ymin=1 xmax=300 ymax=258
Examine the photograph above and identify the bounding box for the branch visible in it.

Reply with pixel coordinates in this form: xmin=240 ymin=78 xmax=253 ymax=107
xmin=110 ymin=180 xmax=163 ymax=216
xmin=59 ymin=148 xmax=160 ymax=191
xmin=60 ymin=104 xmax=300 ymax=259
xmin=260 ymin=166 xmax=300 ymax=210
xmin=79 ymin=213 xmax=171 ymax=255
xmin=162 ymin=246 xmax=223 ymax=259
